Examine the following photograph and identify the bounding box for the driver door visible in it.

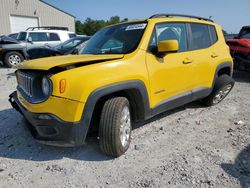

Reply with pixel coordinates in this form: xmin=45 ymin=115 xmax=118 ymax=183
xmin=146 ymin=22 xmax=195 ymax=108
xmin=26 ymin=32 xmax=49 ymax=49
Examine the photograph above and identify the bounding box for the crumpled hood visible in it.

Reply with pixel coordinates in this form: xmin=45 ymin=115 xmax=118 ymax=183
xmin=0 ymin=35 xmax=20 ymax=44
xmin=18 ymin=54 xmax=125 ymax=70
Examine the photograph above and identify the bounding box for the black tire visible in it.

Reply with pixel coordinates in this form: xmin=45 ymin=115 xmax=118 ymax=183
xmin=202 ymin=74 xmax=235 ymax=106
xmin=4 ymin=51 xmax=24 ymax=68
xmin=99 ymin=97 xmax=131 ymax=157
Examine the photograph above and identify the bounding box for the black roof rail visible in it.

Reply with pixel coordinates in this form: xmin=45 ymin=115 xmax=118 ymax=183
xmin=149 ymin=14 xmax=214 ymax=22
xmin=26 ymin=26 xmax=69 ymax=31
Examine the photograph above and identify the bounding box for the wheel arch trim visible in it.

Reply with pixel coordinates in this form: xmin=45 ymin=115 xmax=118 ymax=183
xmin=212 ymin=61 xmax=233 ymax=87
xmin=79 ymin=80 xmax=151 ymax=141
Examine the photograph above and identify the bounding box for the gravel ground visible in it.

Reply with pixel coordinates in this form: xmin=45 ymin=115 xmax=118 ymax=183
xmin=0 ymin=68 xmax=249 ymax=188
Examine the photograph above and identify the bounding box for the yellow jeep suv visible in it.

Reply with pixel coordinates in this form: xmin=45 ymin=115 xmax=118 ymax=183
xmin=9 ymin=14 xmax=234 ymax=157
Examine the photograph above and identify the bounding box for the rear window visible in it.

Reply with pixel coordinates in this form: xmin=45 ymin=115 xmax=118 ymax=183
xmin=189 ymin=23 xmax=211 ymax=50
xmin=28 ymin=32 xmax=48 ymax=42
xmin=49 ymin=33 xmax=60 ymax=41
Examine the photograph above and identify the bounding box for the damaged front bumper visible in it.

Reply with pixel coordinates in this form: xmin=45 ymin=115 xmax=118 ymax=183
xmin=9 ymin=91 xmax=87 ymax=147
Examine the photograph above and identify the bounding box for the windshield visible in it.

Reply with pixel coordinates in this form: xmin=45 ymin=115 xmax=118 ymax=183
xmin=17 ymin=32 xmax=27 ymax=41
xmin=240 ymin=28 xmax=250 ymax=39
xmin=55 ymin=38 xmax=84 ymax=51
xmin=81 ymin=22 xmax=147 ymax=55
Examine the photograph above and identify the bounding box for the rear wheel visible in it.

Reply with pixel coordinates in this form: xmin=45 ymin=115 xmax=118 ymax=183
xmin=202 ymin=75 xmax=234 ymax=106
xmin=99 ymin=97 xmax=131 ymax=157
xmin=4 ymin=51 xmax=24 ymax=68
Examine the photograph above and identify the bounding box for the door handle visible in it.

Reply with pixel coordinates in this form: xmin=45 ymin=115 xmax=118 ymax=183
xmin=183 ymin=58 xmax=193 ymax=64
xmin=211 ymin=53 xmax=219 ymax=58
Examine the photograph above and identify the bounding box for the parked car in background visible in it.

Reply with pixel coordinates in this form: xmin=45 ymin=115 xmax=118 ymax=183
xmin=77 ymin=34 xmax=89 ymax=37
xmin=9 ymin=14 xmax=234 ymax=157
xmin=18 ymin=26 xmax=76 ymax=48
xmin=0 ymin=26 xmax=76 ymax=67
xmin=27 ymin=36 xmax=90 ymax=59
xmin=8 ymin=33 xmax=18 ymax=39
xmin=226 ymin=26 xmax=250 ymax=71
xmin=224 ymin=34 xmax=237 ymax=40
xmin=0 ymin=35 xmax=28 ymax=67
xmin=68 ymin=32 xmax=77 ymax=38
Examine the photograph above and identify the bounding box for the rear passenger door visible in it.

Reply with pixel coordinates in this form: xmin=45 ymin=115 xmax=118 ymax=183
xmin=187 ymin=23 xmax=218 ymax=90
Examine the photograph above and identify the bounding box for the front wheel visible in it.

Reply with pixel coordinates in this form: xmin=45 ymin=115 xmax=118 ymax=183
xmin=99 ymin=97 xmax=132 ymax=157
xmin=202 ymin=74 xmax=235 ymax=106
xmin=4 ymin=51 xmax=24 ymax=68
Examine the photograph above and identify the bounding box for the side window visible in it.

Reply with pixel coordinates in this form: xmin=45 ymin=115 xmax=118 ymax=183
xmin=209 ymin=26 xmax=218 ymax=45
xmin=49 ymin=33 xmax=60 ymax=41
xmin=189 ymin=23 xmax=211 ymax=50
xmin=60 ymin=39 xmax=82 ymax=50
xmin=69 ymin=33 xmax=77 ymax=38
xmin=149 ymin=23 xmax=188 ymax=52
xmin=28 ymin=32 xmax=48 ymax=42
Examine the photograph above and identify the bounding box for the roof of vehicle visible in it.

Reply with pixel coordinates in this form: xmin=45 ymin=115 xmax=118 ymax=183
xmin=109 ymin=14 xmax=217 ymax=28
xmin=147 ymin=14 xmax=216 ymax=25
xmin=148 ymin=14 xmax=213 ymax=22
xmin=20 ymin=30 xmax=74 ymax=34
xmin=242 ymin=26 xmax=250 ymax=29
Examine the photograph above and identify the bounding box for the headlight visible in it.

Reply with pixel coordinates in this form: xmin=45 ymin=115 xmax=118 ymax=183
xmin=42 ymin=76 xmax=52 ymax=96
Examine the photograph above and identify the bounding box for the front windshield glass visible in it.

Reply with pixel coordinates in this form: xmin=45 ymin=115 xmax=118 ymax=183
xmin=240 ymin=28 xmax=250 ymax=39
xmin=81 ymin=22 xmax=147 ymax=55
xmin=55 ymin=38 xmax=83 ymax=51
xmin=17 ymin=32 xmax=27 ymax=41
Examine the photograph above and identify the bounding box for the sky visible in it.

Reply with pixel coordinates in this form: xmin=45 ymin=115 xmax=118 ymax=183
xmin=44 ymin=0 xmax=250 ymax=34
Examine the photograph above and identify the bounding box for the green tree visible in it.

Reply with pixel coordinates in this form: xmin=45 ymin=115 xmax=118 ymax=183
xmin=107 ymin=16 xmax=120 ymax=25
xmin=82 ymin=18 xmax=106 ymax=36
xmin=121 ymin=18 xmax=129 ymax=22
xmin=75 ymin=16 xmax=130 ymax=36
xmin=75 ymin=20 xmax=84 ymax=34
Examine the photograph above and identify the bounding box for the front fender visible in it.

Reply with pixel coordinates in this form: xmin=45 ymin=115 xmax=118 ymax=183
xmin=83 ymin=80 xmax=150 ymax=121
xmin=77 ymin=80 xmax=151 ymax=142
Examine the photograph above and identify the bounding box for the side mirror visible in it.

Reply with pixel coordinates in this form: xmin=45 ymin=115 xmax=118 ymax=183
xmin=27 ymin=37 xmax=33 ymax=43
xmin=157 ymin=40 xmax=179 ymax=55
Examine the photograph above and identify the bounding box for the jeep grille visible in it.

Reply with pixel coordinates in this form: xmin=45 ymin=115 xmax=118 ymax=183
xmin=17 ymin=71 xmax=33 ymax=97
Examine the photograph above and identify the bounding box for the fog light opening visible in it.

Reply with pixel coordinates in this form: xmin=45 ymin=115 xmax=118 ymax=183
xmin=38 ymin=114 xmax=51 ymax=120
